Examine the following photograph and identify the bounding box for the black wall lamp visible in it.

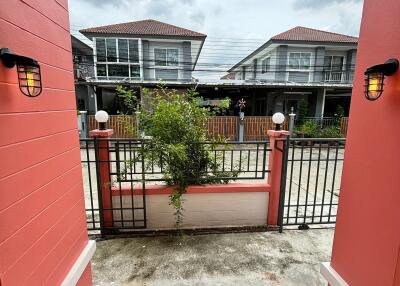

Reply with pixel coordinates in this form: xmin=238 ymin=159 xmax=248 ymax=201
xmin=364 ymin=58 xmax=399 ymax=101
xmin=0 ymin=48 xmax=42 ymax=97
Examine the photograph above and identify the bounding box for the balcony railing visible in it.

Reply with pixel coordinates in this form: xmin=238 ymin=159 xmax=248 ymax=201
xmin=324 ymin=70 xmax=354 ymax=84
xmin=74 ymin=63 xmax=94 ymax=81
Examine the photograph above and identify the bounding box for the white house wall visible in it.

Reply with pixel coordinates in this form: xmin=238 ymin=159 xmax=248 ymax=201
xmin=255 ymin=49 xmax=278 ymax=81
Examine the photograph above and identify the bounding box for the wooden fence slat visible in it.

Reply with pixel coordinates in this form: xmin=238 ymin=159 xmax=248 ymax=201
xmin=340 ymin=117 xmax=349 ymax=136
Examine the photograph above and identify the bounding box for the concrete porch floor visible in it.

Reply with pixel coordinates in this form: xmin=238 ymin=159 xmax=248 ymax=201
xmin=92 ymin=229 xmax=333 ymax=285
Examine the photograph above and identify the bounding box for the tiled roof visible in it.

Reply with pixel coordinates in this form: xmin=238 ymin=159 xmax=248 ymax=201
xmin=220 ymin=72 xmax=236 ymax=80
xmin=80 ymin=19 xmax=206 ymax=38
xmin=271 ymin=26 xmax=358 ymax=43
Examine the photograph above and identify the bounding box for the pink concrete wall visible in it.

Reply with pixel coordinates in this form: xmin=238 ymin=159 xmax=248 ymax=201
xmin=0 ymin=0 xmax=91 ymax=285
xmin=330 ymin=0 xmax=400 ymax=285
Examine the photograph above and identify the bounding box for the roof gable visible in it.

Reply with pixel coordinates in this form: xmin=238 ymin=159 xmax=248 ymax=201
xmin=80 ymin=19 xmax=206 ymax=38
xmin=271 ymin=26 xmax=358 ymax=44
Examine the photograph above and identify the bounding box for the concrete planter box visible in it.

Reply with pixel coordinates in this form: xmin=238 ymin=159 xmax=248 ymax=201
xmin=111 ymin=184 xmax=269 ymax=230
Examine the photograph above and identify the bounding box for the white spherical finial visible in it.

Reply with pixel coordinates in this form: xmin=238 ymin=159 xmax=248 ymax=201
xmin=95 ymin=110 xmax=109 ymax=130
xmin=95 ymin=110 xmax=109 ymax=123
xmin=272 ymin=112 xmax=285 ymax=124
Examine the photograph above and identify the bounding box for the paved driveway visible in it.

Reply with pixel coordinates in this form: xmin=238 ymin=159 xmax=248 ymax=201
xmin=92 ymin=229 xmax=333 ymax=286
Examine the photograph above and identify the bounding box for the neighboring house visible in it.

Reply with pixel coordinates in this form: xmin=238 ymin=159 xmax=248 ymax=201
xmin=71 ymin=35 xmax=96 ymax=113
xmin=224 ymin=26 xmax=358 ymax=117
xmin=76 ymin=19 xmax=206 ymax=113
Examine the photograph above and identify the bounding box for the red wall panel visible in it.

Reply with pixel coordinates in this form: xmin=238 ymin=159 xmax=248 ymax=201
xmin=0 ymin=148 xmax=80 ymax=211
xmin=0 ymin=110 xmax=77 ymax=147
xmin=330 ymin=0 xmax=400 ymax=285
xmin=0 ymin=170 xmax=82 ymax=272
xmin=0 ymin=85 xmax=76 ymax=114
xmin=76 ymin=265 xmax=93 ymax=286
xmin=0 ymin=0 xmax=90 ymax=285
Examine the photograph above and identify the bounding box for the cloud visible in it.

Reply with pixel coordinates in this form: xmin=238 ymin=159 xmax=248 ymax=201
xmin=293 ymin=0 xmax=362 ymax=10
xmin=74 ymin=0 xmax=206 ymax=29
xmin=80 ymin=0 xmax=129 ymax=8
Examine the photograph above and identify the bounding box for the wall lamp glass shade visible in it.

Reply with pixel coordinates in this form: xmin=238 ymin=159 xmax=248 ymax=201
xmin=364 ymin=58 xmax=399 ymax=101
xmin=0 ymin=48 xmax=42 ymax=97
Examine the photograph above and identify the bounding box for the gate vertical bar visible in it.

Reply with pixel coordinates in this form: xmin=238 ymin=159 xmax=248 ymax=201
xmin=141 ymin=141 xmax=147 ymax=228
xmin=278 ymin=136 xmax=290 ymax=233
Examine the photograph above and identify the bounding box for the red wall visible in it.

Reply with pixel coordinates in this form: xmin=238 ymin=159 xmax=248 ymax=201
xmin=0 ymin=0 xmax=91 ymax=285
xmin=330 ymin=0 xmax=400 ymax=285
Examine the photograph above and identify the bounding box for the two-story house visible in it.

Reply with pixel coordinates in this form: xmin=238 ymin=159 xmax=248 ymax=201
xmin=224 ymin=26 xmax=358 ymax=117
xmin=77 ymin=19 xmax=206 ymax=113
xmin=71 ymin=35 xmax=96 ymax=113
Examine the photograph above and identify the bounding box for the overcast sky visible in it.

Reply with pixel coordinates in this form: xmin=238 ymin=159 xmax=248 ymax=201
xmin=69 ymin=0 xmax=364 ymax=79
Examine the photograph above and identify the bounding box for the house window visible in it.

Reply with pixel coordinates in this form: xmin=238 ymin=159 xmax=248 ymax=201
xmin=129 ymin=39 xmax=139 ymax=63
xmin=96 ymin=64 xmax=107 ymax=77
xmin=106 ymin=38 xmax=117 ymax=62
xmin=323 ymin=56 xmax=344 ymax=82
xmin=324 ymin=56 xmax=344 ymax=71
xmin=95 ymin=38 xmax=140 ymax=78
xmin=118 ymin=39 xmax=128 ymax=62
xmin=130 ymin=65 xmax=140 ymax=78
xmin=262 ymin=57 xmax=271 ymax=73
xmin=289 ymin=52 xmax=311 ymax=70
xmin=154 ymin=48 xmax=179 ymax=66
xmin=108 ymin=64 xmax=129 ymax=77
xmin=96 ymin=39 xmax=106 ymax=62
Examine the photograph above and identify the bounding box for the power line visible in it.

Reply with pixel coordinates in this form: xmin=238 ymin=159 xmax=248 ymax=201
xmin=71 ymin=51 xmax=356 ymax=69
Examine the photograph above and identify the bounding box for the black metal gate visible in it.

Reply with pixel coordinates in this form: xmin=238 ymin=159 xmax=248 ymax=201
xmin=278 ymin=137 xmax=346 ymax=232
xmin=80 ymin=138 xmax=148 ymax=235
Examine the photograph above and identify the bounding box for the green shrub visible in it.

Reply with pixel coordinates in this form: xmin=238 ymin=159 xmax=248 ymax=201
xmin=319 ymin=125 xmax=343 ymax=138
xmin=293 ymin=121 xmax=319 ymax=138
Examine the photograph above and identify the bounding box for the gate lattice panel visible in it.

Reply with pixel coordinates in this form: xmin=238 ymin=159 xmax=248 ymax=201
xmin=278 ymin=137 xmax=346 ymax=232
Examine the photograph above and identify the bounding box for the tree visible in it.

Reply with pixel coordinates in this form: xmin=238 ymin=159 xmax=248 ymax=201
xmin=297 ymin=99 xmax=308 ymax=125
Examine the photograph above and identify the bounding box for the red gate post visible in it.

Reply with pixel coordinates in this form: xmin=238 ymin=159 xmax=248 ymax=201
xmin=89 ymin=128 xmax=114 ymax=230
xmin=267 ymin=130 xmax=289 ymax=226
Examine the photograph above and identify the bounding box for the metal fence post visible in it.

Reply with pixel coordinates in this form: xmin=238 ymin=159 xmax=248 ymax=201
xmin=288 ymin=112 xmax=296 ymax=134
xmin=238 ymin=112 xmax=244 ymax=142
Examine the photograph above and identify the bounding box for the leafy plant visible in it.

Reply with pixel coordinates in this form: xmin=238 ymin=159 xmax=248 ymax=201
xmin=116 ymin=85 xmax=138 ymax=114
xmin=115 ymin=85 xmax=139 ymax=137
xmin=293 ymin=121 xmax=344 ymax=139
xmin=319 ymin=125 xmax=343 ymax=138
xmin=130 ymin=86 xmax=240 ymax=229
xmin=334 ymin=105 xmax=345 ymax=126
xmin=293 ymin=121 xmax=319 ymax=138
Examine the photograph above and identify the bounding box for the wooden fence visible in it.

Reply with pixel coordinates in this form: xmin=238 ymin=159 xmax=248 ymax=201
xmin=206 ymin=116 xmax=238 ymax=140
xmin=88 ymin=115 xmax=136 ymax=138
xmin=87 ymin=115 xmax=349 ymax=140
xmin=340 ymin=117 xmax=349 ymax=137
xmin=244 ymin=116 xmax=287 ymax=141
